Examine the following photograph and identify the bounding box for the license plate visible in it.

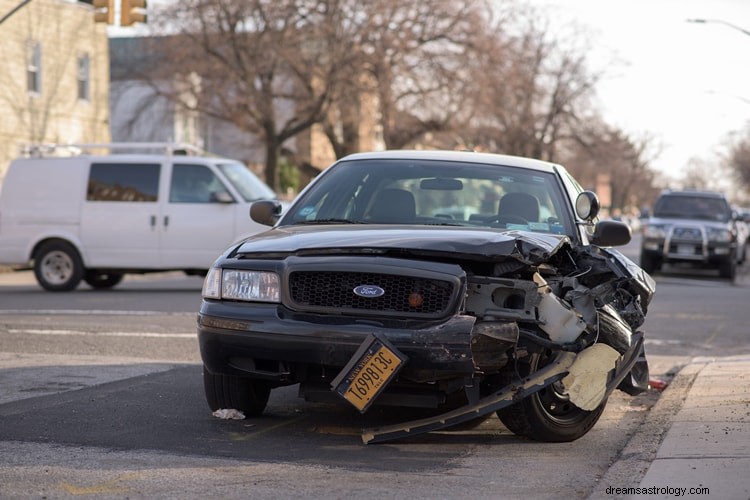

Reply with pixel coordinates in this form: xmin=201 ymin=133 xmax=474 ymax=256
xmin=331 ymin=334 xmax=406 ymax=413
xmin=677 ymin=244 xmax=696 ymax=255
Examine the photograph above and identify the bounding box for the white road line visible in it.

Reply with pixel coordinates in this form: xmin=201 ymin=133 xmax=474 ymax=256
xmin=8 ymin=329 xmax=195 ymax=338
xmin=0 ymin=309 xmax=196 ymax=316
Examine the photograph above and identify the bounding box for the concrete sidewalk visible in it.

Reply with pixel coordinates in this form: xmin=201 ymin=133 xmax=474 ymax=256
xmin=593 ymin=355 xmax=750 ymax=499
xmin=636 ymin=355 xmax=750 ymax=499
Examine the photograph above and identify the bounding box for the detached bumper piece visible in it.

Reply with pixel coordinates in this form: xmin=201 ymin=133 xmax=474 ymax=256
xmin=362 ymin=351 xmax=577 ymax=444
xmin=361 ymin=332 xmax=645 ymax=445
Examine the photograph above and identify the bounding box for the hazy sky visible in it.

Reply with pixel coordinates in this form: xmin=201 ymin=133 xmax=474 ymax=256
xmin=527 ymin=0 xmax=750 ymax=181
xmin=114 ymin=1 xmax=750 ymax=181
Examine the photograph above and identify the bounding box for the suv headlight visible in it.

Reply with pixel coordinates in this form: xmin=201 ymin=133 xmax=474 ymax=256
xmin=706 ymin=227 xmax=732 ymax=242
xmin=643 ymin=224 xmax=667 ymax=238
xmin=202 ymin=268 xmax=280 ymax=302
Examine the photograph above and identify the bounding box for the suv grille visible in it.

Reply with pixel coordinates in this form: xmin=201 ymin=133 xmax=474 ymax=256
xmin=672 ymin=226 xmax=702 ymax=241
xmin=288 ymin=271 xmax=456 ymax=317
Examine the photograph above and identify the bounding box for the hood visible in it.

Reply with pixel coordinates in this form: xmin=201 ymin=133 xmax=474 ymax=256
xmin=235 ymin=225 xmax=571 ymax=264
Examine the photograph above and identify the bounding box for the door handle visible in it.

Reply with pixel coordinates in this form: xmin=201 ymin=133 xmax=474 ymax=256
xmin=150 ymin=215 xmax=157 ymax=228
xmin=164 ymin=215 xmax=170 ymax=228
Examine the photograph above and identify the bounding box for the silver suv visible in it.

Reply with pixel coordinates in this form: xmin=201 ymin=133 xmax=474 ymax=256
xmin=640 ymin=190 xmax=742 ymax=279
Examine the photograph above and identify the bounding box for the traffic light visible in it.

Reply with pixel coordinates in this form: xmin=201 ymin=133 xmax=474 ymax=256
xmin=120 ymin=0 xmax=147 ymax=26
xmin=92 ymin=0 xmax=114 ymax=24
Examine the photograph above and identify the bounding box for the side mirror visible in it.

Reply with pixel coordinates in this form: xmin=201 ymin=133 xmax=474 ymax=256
xmin=250 ymin=200 xmax=283 ymax=226
xmin=590 ymin=220 xmax=631 ymax=247
xmin=575 ymin=191 xmax=600 ymax=221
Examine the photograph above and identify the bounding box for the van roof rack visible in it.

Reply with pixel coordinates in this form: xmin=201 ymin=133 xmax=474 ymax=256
xmin=19 ymin=142 xmax=207 ymax=158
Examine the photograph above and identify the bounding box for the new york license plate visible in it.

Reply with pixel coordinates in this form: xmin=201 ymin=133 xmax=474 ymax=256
xmin=331 ymin=334 xmax=406 ymax=413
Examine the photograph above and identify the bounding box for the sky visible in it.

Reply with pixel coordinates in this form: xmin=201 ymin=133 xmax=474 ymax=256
xmin=527 ymin=0 xmax=750 ymax=182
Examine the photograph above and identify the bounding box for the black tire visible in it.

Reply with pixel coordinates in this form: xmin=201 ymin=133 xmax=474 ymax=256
xmin=203 ymin=366 xmax=271 ymax=416
xmin=496 ymin=349 xmax=607 ymax=442
xmin=33 ymin=241 xmax=84 ymax=292
xmin=719 ymin=254 xmax=737 ymax=280
xmin=639 ymin=251 xmax=660 ymax=275
xmin=84 ymin=271 xmax=124 ymax=289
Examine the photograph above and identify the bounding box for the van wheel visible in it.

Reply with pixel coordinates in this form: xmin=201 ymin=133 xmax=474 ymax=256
xmin=203 ymin=366 xmax=271 ymax=417
xmin=33 ymin=241 xmax=84 ymax=291
xmin=84 ymin=271 xmax=124 ymax=289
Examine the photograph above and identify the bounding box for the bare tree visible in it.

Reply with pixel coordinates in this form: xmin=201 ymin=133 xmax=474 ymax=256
xmin=728 ymin=123 xmax=750 ymax=192
xmin=145 ymin=0 xmax=360 ymax=190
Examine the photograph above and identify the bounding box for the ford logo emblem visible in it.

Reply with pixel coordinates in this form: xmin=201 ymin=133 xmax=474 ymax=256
xmin=353 ymin=285 xmax=385 ymax=298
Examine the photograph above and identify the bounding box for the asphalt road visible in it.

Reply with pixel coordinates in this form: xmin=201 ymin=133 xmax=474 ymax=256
xmin=1 ymin=236 xmax=749 ymax=499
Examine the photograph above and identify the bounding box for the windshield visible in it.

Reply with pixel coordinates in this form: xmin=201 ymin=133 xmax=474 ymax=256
xmin=280 ymin=158 xmax=575 ymax=237
xmin=653 ymin=195 xmax=731 ymax=222
xmin=218 ymin=162 xmax=276 ymax=202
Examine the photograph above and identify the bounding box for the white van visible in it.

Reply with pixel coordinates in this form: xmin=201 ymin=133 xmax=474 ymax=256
xmin=0 ymin=143 xmax=281 ymax=291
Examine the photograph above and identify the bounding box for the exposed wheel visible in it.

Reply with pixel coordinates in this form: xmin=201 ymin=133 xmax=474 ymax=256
xmin=496 ymin=348 xmax=607 ymax=442
xmin=639 ymin=251 xmax=660 ymax=274
xmin=84 ymin=271 xmax=124 ymax=289
xmin=203 ymin=366 xmax=271 ymax=416
xmin=33 ymin=241 xmax=84 ymax=292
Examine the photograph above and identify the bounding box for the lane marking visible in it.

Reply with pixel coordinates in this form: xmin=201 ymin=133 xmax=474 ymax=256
xmin=8 ymin=329 xmax=195 ymax=338
xmin=0 ymin=309 xmax=195 ymax=316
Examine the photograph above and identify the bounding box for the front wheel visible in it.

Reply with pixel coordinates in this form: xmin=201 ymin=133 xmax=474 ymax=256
xmin=203 ymin=367 xmax=271 ymax=417
xmin=497 ymin=349 xmax=607 ymax=442
xmin=719 ymin=253 xmax=737 ymax=280
xmin=33 ymin=241 xmax=84 ymax=292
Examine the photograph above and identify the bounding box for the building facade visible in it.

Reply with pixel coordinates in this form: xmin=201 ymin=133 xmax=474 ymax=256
xmin=0 ymin=0 xmax=110 ymax=180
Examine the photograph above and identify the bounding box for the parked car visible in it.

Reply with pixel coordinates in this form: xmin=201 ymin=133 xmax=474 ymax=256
xmin=0 ymin=143 xmax=280 ymax=291
xmin=198 ymin=150 xmax=654 ymax=444
xmin=640 ymin=190 xmax=743 ymax=279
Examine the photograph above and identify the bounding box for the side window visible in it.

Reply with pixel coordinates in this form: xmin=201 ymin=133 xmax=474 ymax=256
xmin=87 ymin=163 xmax=160 ymax=202
xmin=170 ymin=164 xmax=226 ymax=203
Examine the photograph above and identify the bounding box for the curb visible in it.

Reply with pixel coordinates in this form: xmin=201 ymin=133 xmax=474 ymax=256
xmin=587 ymin=359 xmax=701 ymax=499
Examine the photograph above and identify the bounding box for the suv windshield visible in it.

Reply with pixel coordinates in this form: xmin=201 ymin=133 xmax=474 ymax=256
xmin=280 ymin=158 xmax=574 ymax=237
xmin=653 ymin=194 xmax=731 ymax=222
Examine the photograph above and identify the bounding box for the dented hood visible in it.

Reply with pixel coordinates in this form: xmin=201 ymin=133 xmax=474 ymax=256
xmin=235 ymin=225 xmax=571 ymax=264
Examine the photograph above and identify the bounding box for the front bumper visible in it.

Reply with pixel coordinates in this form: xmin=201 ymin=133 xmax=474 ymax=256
xmin=642 ymin=236 xmax=734 ymax=264
xmin=198 ymin=300 xmax=483 ymax=385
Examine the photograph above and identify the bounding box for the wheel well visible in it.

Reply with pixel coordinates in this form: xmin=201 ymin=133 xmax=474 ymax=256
xmin=32 ymin=238 xmax=83 ymax=263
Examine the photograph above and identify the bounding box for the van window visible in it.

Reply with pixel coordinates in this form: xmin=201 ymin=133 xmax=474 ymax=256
xmin=87 ymin=163 xmax=160 ymax=202
xmin=170 ymin=164 xmax=228 ymax=203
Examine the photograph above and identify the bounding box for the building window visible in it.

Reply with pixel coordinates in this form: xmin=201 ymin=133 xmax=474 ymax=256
xmin=27 ymin=41 xmax=42 ymax=95
xmin=77 ymin=53 xmax=90 ymax=101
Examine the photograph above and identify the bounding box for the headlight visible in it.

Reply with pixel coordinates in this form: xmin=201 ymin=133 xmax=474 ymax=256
xmin=706 ymin=227 xmax=732 ymax=242
xmin=643 ymin=224 xmax=667 ymax=238
xmin=202 ymin=268 xmax=280 ymax=302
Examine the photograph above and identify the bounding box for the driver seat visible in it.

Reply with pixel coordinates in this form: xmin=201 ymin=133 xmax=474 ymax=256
xmin=369 ymin=188 xmax=417 ymax=223
xmin=498 ymin=192 xmax=539 ymax=222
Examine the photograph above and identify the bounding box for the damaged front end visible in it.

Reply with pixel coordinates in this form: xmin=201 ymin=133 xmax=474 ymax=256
xmin=361 ymin=237 xmax=655 ymax=444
